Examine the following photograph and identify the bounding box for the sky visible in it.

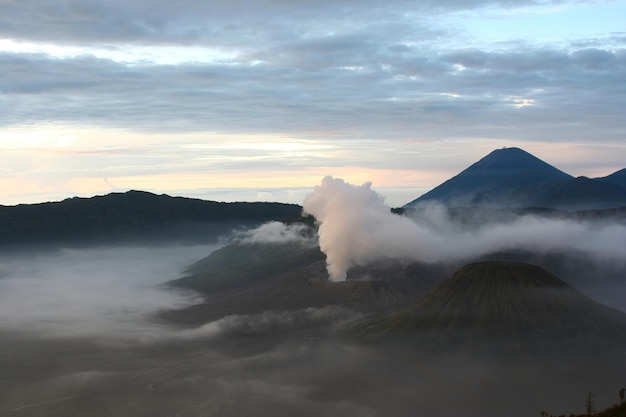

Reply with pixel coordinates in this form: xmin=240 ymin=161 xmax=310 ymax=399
xmin=1 ymin=0 xmax=625 ymax=207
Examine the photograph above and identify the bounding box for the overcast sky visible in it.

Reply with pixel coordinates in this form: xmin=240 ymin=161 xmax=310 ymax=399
xmin=1 ymin=0 xmax=625 ymax=206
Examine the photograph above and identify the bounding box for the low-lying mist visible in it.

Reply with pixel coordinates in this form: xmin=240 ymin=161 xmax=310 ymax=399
xmin=303 ymin=176 xmax=626 ymax=281
xmin=1 ymin=179 xmax=625 ymax=416
xmin=1 ymin=325 xmax=623 ymax=417
xmin=0 ymin=241 xmax=623 ymax=417
xmin=0 ymin=244 xmax=219 ymax=342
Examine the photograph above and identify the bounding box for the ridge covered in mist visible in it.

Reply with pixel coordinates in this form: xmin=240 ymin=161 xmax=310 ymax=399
xmin=404 ymin=147 xmax=626 ymax=210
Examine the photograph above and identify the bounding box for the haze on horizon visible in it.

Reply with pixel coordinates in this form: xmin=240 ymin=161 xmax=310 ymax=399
xmin=1 ymin=0 xmax=626 ymax=206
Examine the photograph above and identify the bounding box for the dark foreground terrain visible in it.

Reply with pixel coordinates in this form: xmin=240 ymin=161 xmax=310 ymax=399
xmin=1 ymin=327 xmax=625 ymax=417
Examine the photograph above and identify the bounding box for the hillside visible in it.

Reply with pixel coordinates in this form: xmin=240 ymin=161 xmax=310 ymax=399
xmin=0 ymin=190 xmax=302 ymax=246
xmin=165 ymin=241 xmax=452 ymax=324
xmin=175 ymin=240 xmax=326 ymax=294
xmin=532 ymin=176 xmax=626 ymax=210
xmin=598 ymin=168 xmax=626 ymax=189
xmin=360 ymin=261 xmax=626 ymax=354
xmin=404 ymin=147 xmax=572 ymax=208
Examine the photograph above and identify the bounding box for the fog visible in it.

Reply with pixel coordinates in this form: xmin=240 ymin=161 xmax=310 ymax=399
xmin=1 ymin=326 xmax=623 ymax=416
xmin=237 ymin=221 xmax=315 ymax=245
xmin=0 ymin=240 xmax=624 ymax=416
xmin=1 ymin=184 xmax=625 ymax=415
xmin=303 ymin=176 xmax=626 ymax=288
xmin=0 ymin=245 xmax=218 ymax=341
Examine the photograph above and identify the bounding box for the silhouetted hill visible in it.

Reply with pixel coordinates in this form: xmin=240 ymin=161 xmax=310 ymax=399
xmin=404 ymin=147 xmax=626 ymax=210
xmin=0 ymin=190 xmax=302 ymax=246
xmin=598 ymin=168 xmax=626 ymax=189
xmin=532 ymin=176 xmax=626 ymax=210
xmin=360 ymin=261 xmax=626 ymax=354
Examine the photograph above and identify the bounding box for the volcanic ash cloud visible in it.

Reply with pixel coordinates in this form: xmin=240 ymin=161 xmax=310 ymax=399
xmin=302 ymin=176 xmax=425 ymax=281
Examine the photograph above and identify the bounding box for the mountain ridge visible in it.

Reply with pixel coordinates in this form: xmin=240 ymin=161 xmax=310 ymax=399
xmin=0 ymin=190 xmax=302 ymax=246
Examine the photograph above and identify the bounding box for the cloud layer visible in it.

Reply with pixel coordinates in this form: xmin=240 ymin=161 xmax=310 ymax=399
xmin=0 ymin=0 xmax=624 ymax=142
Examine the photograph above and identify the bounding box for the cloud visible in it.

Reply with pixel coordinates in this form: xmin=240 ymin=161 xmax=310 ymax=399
xmin=0 ymin=0 xmax=562 ymax=46
xmin=171 ymin=306 xmax=361 ymax=342
xmin=1 ymin=40 xmax=624 ymax=146
xmin=0 ymin=239 xmax=362 ymax=346
xmin=0 ymin=0 xmax=623 ymax=144
xmin=237 ymin=221 xmax=316 ymax=245
xmin=0 ymin=244 xmax=217 ymax=341
xmin=303 ymin=176 xmax=626 ymax=281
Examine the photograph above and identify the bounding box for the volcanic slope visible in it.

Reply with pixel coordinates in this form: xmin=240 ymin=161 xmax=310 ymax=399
xmin=361 ymin=261 xmax=626 ymax=355
xmin=404 ymin=147 xmax=626 ymax=209
xmin=404 ymin=147 xmax=572 ymax=208
xmin=165 ymin=241 xmax=451 ymax=324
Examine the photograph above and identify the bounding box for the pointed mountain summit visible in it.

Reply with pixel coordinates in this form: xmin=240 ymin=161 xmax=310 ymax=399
xmin=404 ymin=147 xmax=573 ymax=208
xmin=361 ymin=261 xmax=626 ymax=354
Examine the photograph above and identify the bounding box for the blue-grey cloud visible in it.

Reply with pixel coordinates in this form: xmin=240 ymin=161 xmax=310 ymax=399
xmin=2 ymin=41 xmax=624 ymax=145
xmin=0 ymin=0 xmax=563 ymax=45
xmin=0 ymin=0 xmax=624 ymax=170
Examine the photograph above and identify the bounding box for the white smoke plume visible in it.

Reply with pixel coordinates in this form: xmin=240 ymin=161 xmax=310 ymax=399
xmin=302 ymin=176 xmax=626 ymax=281
xmin=302 ymin=176 xmax=425 ymax=280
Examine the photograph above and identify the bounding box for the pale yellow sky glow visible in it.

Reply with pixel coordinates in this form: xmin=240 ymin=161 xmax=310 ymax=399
xmin=2 ymin=123 xmax=625 ymax=207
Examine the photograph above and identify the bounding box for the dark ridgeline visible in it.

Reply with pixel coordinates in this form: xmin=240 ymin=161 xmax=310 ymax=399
xmin=360 ymin=261 xmax=626 ymax=355
xmin=597 ymin=168 xmax=626 ymax=188
xmin=404 ymin=147 xmax=626 ymax=210
xmin=0 ymin=190 xmax=302 ymax=246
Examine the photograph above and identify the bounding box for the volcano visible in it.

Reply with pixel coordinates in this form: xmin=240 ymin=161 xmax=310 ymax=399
xmin=362 ymin=261 xmax=626 ymax=354
xmin=404 ymin=147 xmax=572 ymax=208
xmin=403 ymin=147 xmax=626 ymax=210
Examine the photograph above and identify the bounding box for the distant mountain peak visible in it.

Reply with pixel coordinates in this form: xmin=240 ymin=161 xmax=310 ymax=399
xmin=404 ymin=147 xmax=573 ymax=208
xmin=474 ymin=147 xmax=563 ymax=169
